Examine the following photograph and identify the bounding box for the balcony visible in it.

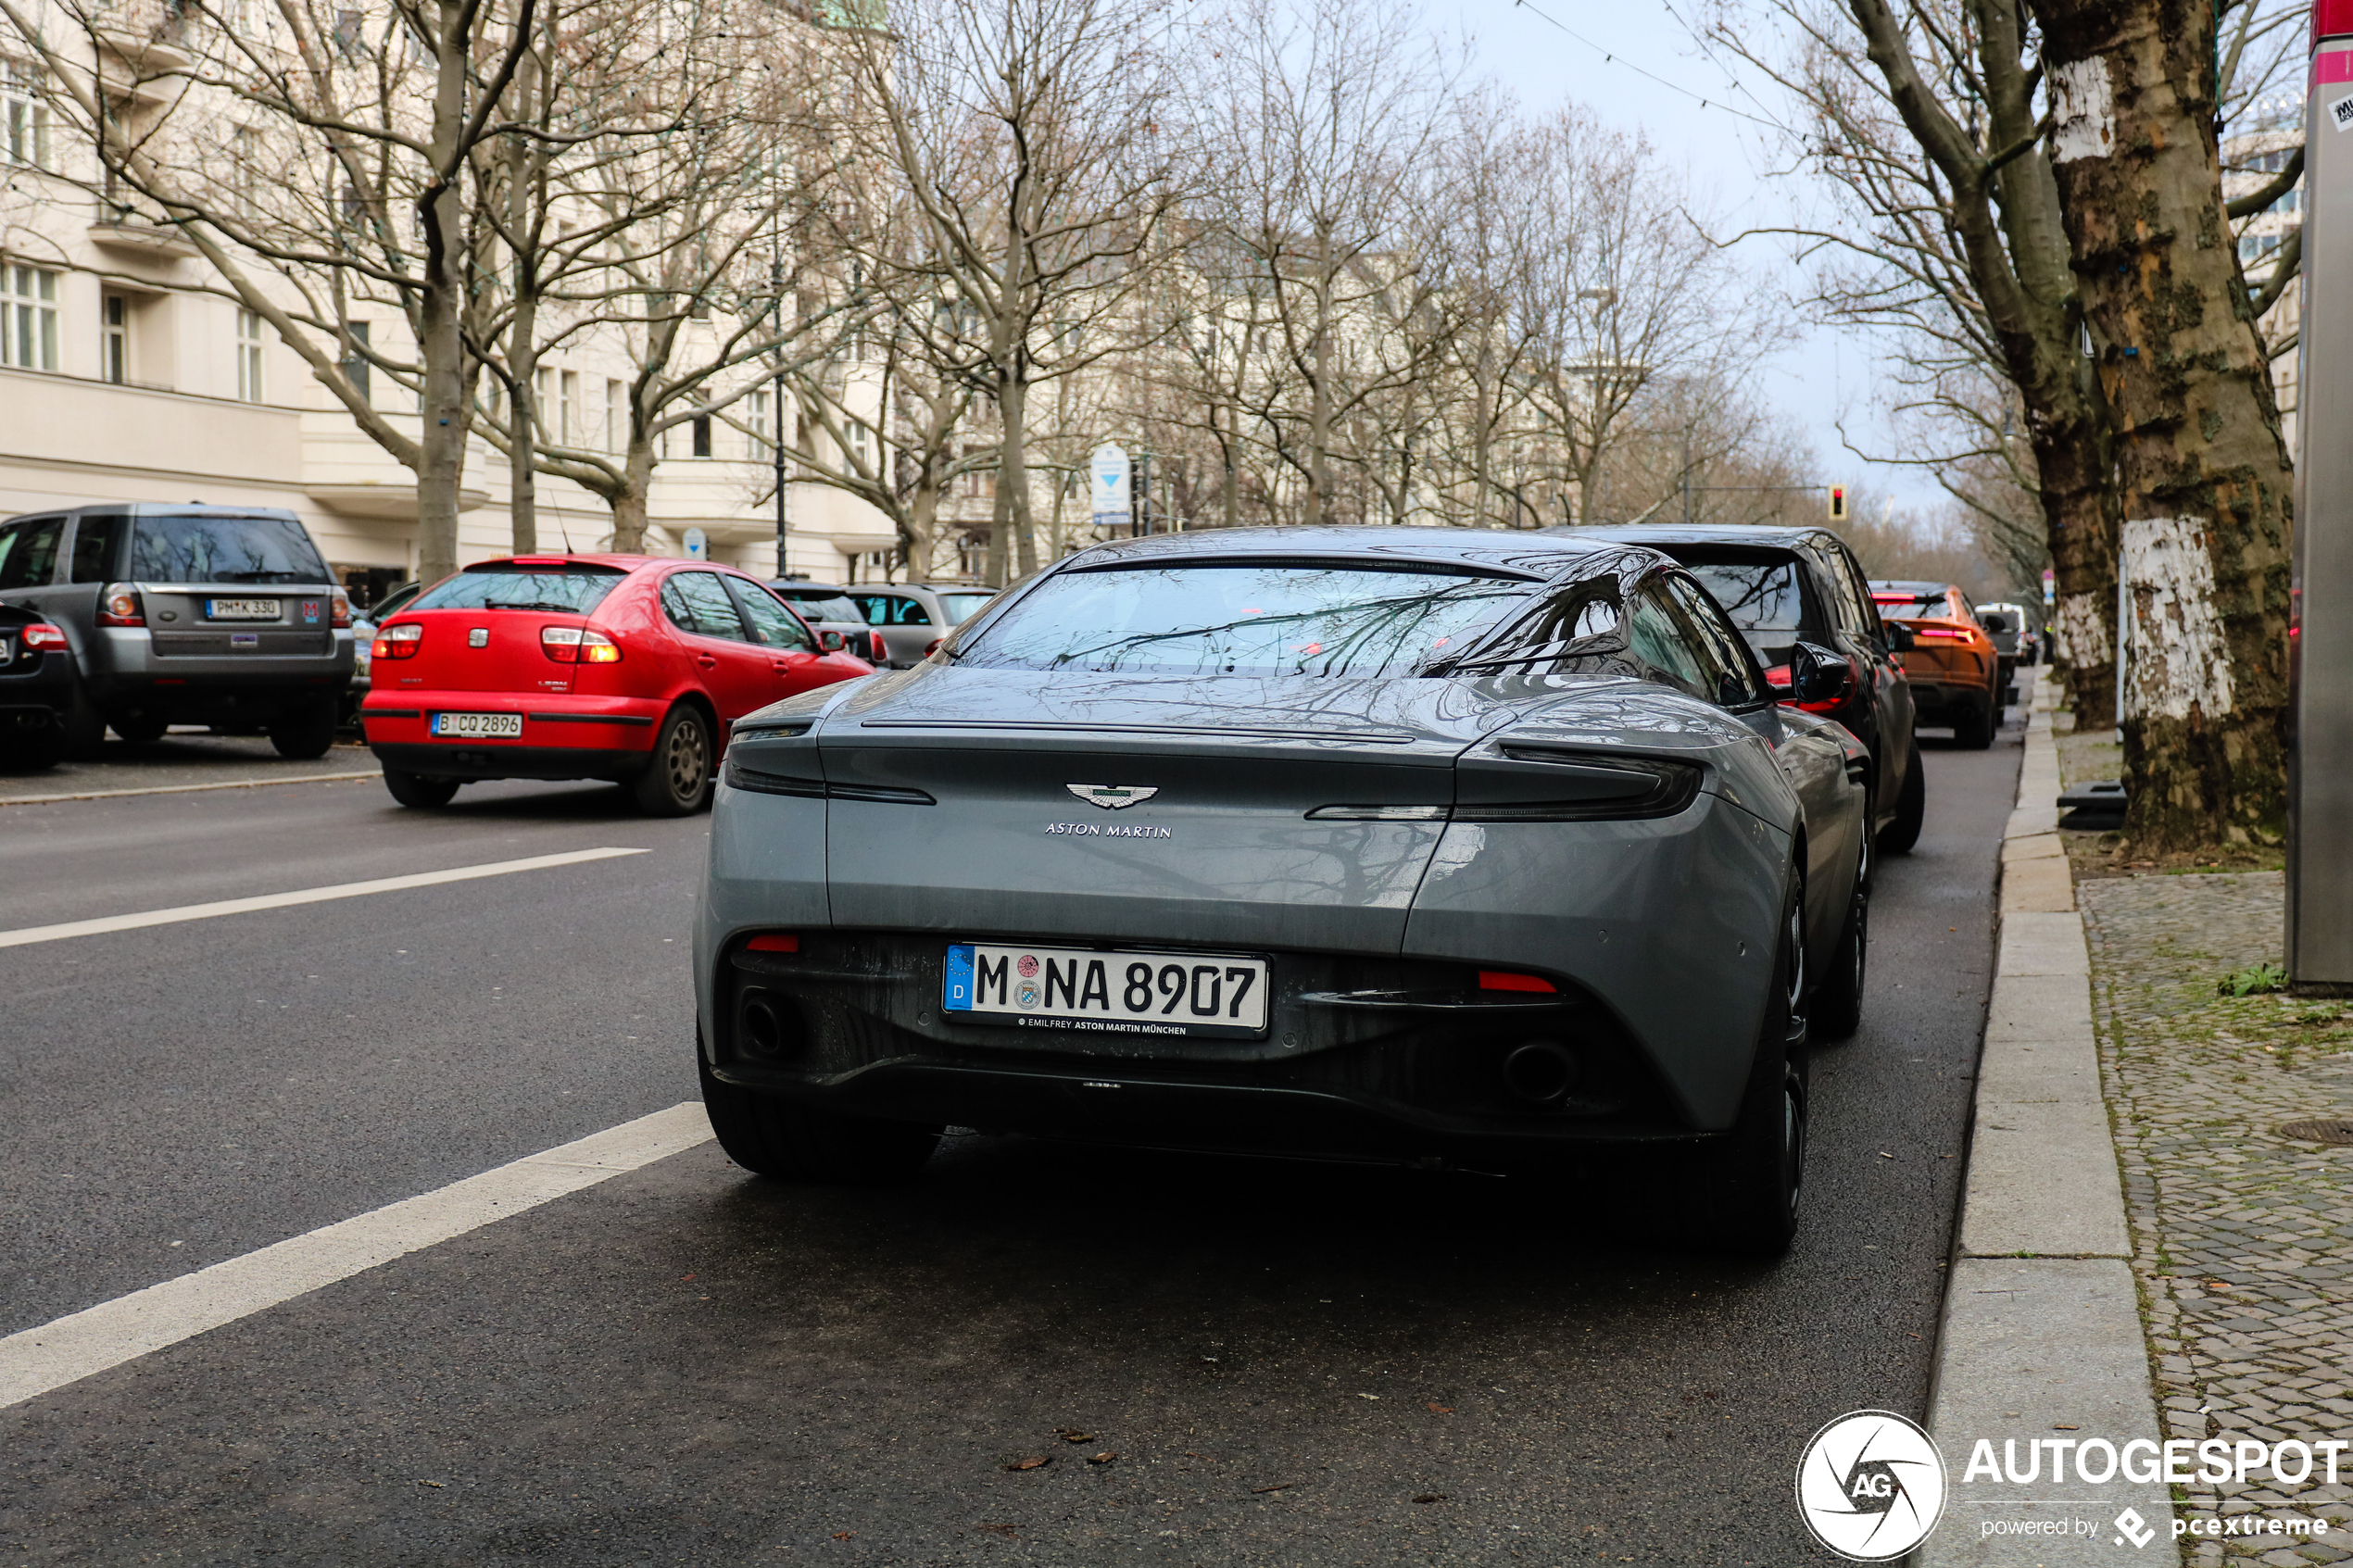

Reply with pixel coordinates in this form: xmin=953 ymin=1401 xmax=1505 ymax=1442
xmin=93 ymin=0 xmax=199 ymax=81
xmin=87 ymin=204 xmax=201 ymax=260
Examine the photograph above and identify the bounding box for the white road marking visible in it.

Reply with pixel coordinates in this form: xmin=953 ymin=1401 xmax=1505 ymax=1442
xmin=0 ymin=770 xmax=381 ymax=808
xmin=0 ymin=1103 xmax=712 ymax=1411
xmin=0 ymin=847 xmax=648 ymax=949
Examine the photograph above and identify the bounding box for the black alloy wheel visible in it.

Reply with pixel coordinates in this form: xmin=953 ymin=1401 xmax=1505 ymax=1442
xmin=268 ymin=696 xmax=341 ymax=759
xmin=383 ymin=768 xmax=460 ymax=809
xmin=109 ymin=711 xmax=168 ymax=746
xmin=1881 ymin=735 xmax=1925 ymax=855
xmin=629 ymin=705 xmax=714 ymax=816
xmin=698 ymin=1050 xmax=939 ymax=1184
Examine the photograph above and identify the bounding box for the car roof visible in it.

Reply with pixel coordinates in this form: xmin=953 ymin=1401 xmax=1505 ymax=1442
xmin=6 ymin=502 xmax=308 ymax=523
xmin=1060 ymin=524 xmax=1646 ymax=579
xmin=1869 ymin=580 xmax=1955 ymax=594
xmin=1556 ymin=522 xmax=1847 ymax=552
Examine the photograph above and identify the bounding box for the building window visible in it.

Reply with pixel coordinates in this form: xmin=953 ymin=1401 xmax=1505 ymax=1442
xmin=848 ymin=420 xmax=871 ymax=468
xmin=560 ymin=370 xmax=577 ymax=445
xmin=236 ymin=307 xmax=266 ymax=401
xmin=691 ymin=413 xmax=712 ymax=458
xmin=339 ymin=320 xmax=369 ymax=403
xmin=4 ymin=60 xmax=50 ymax=171
xmin=101 ymin=295 xmax=128 ymax=383
xmin=3 ymin=264 xmax=58 ymax=371
xmin=604 ymin=378 xmax=622 ymax=451
xmin=748 ymin=388 xmax=772 ymax=460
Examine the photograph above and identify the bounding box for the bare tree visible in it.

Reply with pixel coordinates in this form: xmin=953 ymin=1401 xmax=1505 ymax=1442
xmin=825 ymin=0 xmax=1186 ymax=585
xmin=0 ymin=0 xmax=562 ymax=582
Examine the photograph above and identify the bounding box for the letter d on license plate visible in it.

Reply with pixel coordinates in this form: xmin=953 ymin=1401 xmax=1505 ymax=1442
xmin=943 ymin=942 xmax=1268 ymax=1038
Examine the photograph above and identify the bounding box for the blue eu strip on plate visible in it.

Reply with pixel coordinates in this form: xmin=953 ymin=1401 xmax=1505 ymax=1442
xmin=942 ymin=944 xmax=975 ymax=1013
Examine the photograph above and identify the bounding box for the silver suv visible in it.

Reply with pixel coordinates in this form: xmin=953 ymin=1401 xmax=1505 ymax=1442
xmin=0 ymin=504 xmax=355 ymax=758
xmin=844 ymin=583 xmax=1000 ymax=668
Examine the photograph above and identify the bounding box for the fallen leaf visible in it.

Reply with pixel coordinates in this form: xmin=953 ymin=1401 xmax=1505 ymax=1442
xmin=2053 ymin=1424 xmax=2081 ymax=1431
xmin=1006 ymin=1456 xmax=1051 ymax=1472
xmin=831 ymin=1531 xmax=855 ymax=1541
xmin=681 ymin=1273 xmax=696 ymax=1282
xmin=1252 ymin=1482 xmax=1294 ymax=1494
xmin=1427 ymin=1403 xmax=1453 ymax=1414
xmin=1357 ymin=1392 xmax=1380 ymax=1400
xmin=1877 ymin=1150 xmax=1894 ymax=1159
xmin=416 ymin=1480 xmax=445 ymax=1488
xmin=1088 ymin=1452 xmax=1117 ymax=1465
xmin=1414 ymin=1493 xmax=1447 ymax=1505
xmin=1057 ymin=1429 xmax=1096 ymax=1443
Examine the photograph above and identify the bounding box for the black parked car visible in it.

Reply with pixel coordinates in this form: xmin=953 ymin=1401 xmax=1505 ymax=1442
xmin=0 ymin=504 xmax=355 ymax=759
xmin=0 ymin=603 xmax=75 ymax=771
xmin=1564 ymin=524 xmax=1925 ymax=854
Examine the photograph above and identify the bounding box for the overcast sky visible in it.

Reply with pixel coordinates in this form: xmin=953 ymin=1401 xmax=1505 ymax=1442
xmin=1449 ymin=0 xmax=1941 ymax=515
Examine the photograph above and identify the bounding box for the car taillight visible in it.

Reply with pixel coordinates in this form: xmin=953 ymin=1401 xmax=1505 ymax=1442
xmin=1914 ymin=627 xmax=1972 ymax=641
xmin=922 ymin=638 xmax=943 ymax=659
xmin=99 ymin=583 xmax=144 ymax=627
xmin=1478 ymin=970 xmax=1558 ymax=993
xmin=330 ymin=588 xmax=352 ymax=629
xmin=373 ymin=621 xmax=422 ymax=659
xmin=19 ymin=622 xmax=68 ymax=650
xmin=745 ymin=933 xmax=799 ymax=953
xmin=541 ymin=626 xmax=621 ymax=663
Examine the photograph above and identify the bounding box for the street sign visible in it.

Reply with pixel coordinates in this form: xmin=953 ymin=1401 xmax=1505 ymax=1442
xmin=2041 ymin=568 xmax=2056 ymax=607
xmin=1828 ymin=486 xmax=1847 ymax=522
xmin=683 ymin=527 xmax=708 ymax=561
xmin=1091 ymin=444 xmax=1130 ymax=532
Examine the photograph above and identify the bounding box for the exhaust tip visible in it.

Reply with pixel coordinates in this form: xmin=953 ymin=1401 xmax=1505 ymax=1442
xmin=736 ymin=993 xmax=804 ymax=1060
xmin=1502 ymin=1040 xmax=1579 ymax=1106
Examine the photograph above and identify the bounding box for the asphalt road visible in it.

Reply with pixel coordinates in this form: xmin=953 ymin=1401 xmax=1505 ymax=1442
xmin=0 ymin=714 xmax=2023 ymax=1565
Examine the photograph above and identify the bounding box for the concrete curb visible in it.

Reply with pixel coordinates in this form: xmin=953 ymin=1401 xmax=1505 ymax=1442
xmin=1916 ymin=674 xmax=2172 ymax=1565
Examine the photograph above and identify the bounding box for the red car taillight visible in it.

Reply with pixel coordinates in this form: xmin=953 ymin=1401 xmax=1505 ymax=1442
xmin=99 ymin=583 xmax=144 ymax=627
xmin=1478 ymin=970 xmax=1558 ymax=993
xmin=541 ymin=626 xmax=621 ymax=663
xmin=373 ymin=621 xmax=422 ymax=660
xmin=331 ymin=589 xmax=352 ymax=629
xmin=1763 ymin=662 xmax=1849 ymax=714
xmin=19 ymin=622 xmax=68 ymax=651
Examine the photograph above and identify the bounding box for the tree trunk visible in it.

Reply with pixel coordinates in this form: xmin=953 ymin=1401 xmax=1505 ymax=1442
xmin=1003 ymin=373 xmax=1038 ymax=579
xmin=2031 ymin=401 xmax=2121 ymax=721
xmin=509 ymin=345 xmax=539 ymax=558
xmin=2036 ymin=0 xmax=2294 ymax=849
xmin=610 ymin=437 xmax=656 ymax=553
xmin=415 ymin=231 xmax=468 ymax=586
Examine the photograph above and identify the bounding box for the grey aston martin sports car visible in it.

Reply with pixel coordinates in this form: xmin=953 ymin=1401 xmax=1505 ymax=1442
xmin=693 ymin=527 xmax=1873 ymax=1252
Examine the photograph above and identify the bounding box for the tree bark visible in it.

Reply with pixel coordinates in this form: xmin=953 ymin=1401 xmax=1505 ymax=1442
xmin=2035 ymin=0 xmax=2294 ymax=849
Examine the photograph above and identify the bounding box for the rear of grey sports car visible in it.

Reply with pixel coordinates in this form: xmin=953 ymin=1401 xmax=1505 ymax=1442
xmin=693 ymin=530 xmax=1869 ymax=1252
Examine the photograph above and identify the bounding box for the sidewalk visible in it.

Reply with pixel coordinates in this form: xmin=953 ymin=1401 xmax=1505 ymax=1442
xmin=2083 ymin=870 xmax=2353 ymax=1562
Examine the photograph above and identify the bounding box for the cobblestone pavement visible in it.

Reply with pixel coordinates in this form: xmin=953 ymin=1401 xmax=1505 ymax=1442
xmin=2081 ymin=871 xmax=2353 ymax=1563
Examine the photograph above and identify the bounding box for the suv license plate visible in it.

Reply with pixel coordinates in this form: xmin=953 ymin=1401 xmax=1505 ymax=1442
xmin=431 ymin=712 xmax=523 ymax=739
xmin=943 ymin=942 xmax=1269 ymax=1039
xmin=207 ymin=598 xmax=281 ymax=620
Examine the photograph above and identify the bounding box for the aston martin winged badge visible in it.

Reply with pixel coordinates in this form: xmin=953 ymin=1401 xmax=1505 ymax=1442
xmin=1066 ymin=784 xmax=1159 ymax=809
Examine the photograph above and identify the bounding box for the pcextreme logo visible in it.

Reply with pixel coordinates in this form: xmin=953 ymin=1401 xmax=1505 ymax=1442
xmin=1795 ymin=1410 xmax=1947 ymax=1562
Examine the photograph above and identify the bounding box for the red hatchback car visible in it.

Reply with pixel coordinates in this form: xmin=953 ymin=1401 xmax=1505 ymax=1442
xmin=359 ymin=554 xmax=874 ymax=813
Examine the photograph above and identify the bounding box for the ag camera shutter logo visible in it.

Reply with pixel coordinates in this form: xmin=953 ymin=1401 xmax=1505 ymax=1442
xmin=1795 ymin=1410 xmax=1947 ymax=1561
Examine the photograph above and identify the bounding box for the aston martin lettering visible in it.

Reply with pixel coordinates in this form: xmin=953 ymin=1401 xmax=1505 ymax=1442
xmin=944 ymin=942 xmax=1268 ymax=1036
xmin=1066 ymin=784 xmax=1158 ymax=809
xmin=1044 ymin=821 xmax=1172 ymax=838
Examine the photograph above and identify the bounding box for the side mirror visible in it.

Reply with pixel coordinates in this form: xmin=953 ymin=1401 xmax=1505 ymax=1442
xmin=1791 ymin=641 xmax=1856 ymax=705
xmin=819 ymin=629 xmax=847 ymax=653
xmin=1881 ymin=620 xmax=1917 ymax=652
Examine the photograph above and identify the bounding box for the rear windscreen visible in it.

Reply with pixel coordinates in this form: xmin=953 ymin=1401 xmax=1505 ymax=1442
xmin=774 ymin=590 xmax=863 ymax=623
xmin=955 ymin=562 xmax=1532 ymax=676
xmin=1680 ymin=558 xmax=1807 ymax=633
xmin=409 ymin=566 xmax=625 ymax=614
xmin=1873 ymin=592 xmax=1952 ymax=621
xmin=131 ymin=514 xmax=330 ymax=584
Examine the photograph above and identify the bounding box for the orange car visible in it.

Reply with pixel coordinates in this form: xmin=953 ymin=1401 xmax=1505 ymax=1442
xmin=1869 ymin=580 xmax=2003 ymax=748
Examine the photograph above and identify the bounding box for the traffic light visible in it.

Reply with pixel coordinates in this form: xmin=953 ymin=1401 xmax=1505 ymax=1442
xmin=1828 ymin=485 xmax=1848 ymax=522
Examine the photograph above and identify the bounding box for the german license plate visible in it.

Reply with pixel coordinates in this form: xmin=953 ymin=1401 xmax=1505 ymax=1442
xmin=431 ymin=711 xmax=523 ymax=738
xmin=206 ymin=598 xmax=280 ymax=620
xmin=943 ymin=942 xmax=1269 ymax=1038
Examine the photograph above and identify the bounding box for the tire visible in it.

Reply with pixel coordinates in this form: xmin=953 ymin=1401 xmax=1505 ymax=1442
xmin=1957 ymin=694 xmax=1997 ymax=750
xmin=1678 ymin=878 xmax=1809 ymax=1256
xmin=268 ymin=697 xmax=339 ymax=759
xmin=109 ymin=712 xmax=168 ymax=745
xmin=629 ymin=704 xmax=714 ymax=816
xmin=383 ymin=768 xmax=460 ymax=809
xmin=0 ymin=720 xmax=66 ymax=773
xmin=1880 ymin=736 xmax=1925 ymax=855
xmin=1810 ymin=822 xmax=1871 ymax=1042
xmin=698 ymin=1051 xmax=939 ymax=1184
xmin=60 ymin=675 xmax=107 ymax=760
